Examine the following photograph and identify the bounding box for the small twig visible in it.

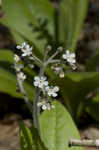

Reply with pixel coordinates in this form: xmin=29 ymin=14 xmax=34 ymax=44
xmin=46 ymin=47 xmax=63 ymax=65
xmin=32 ymin=55 xmax=43 ymax=65
xmin=47 ymin=59 xmax=60 ymax=64
xmin=69 ymin=139 xmax=99 ymax=148
xmin=17 ymin=76 xmax=32 ymax=114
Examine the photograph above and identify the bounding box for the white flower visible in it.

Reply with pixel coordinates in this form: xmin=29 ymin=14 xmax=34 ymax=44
xmin=37 ymin=101 xmax=55 ymax=110
xmin=17 ymin=72 xmax=26 ymax=81
xmin=46 ymin=86 xmax=59 ymax=97
xmin=34 ymin=76 xmax=48 ymax=89
xmin=62 ymin=50 xmax=76 ymax=64
xmin=14 ymin=54 xmax=20 ymax=63
xmin=71 ymin=63 xmax=77 ymax=70
xmin=16 ymin=42 xmax=32 ymax=57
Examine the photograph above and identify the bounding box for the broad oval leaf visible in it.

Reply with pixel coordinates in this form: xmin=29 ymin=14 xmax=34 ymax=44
xmin=0 ymin=50 xmax=34 ymax=100
xmin=2 ymin=0 xmax=54 ymax=56
xmin=2 ymin=0 xmax=46 ymax=55
xmin=59 ymin=0 xmax=88 ymax=51
xmin=40 ymin=101 xmax=82 ymax=150
xmin=55 ymin=72 xmax=99 ymax=121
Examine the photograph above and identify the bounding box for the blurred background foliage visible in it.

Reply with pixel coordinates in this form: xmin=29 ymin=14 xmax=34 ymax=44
xmin=1 ymin=0 xmax=99 ymax=127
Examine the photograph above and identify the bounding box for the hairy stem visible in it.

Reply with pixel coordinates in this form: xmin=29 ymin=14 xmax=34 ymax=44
xmin=46 ymin=47 xmax=63 ymax=65
xmin=33 ymin=59 xmax=47 ymax=136
xmin=47 ymin=59 xmax=60 ymax=64
xmin=17 ymin=76 xmax=32 ymax=114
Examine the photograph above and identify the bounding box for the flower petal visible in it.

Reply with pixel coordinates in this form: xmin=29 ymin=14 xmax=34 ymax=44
xmin=42 ymin=105 xmax=47 ymax=110
xmin=52 ymin=93 xmax=57 ymax=97
xmin=45 ymin=86 xmax=50 ymax=91
xmin=34 ymin=81 xmax=39 ymax=86
xmin=66 ymin=50 xmax=70 ymax=54
xmin=16 ymin=45 xmax=21 ymax=49
xmin=44 ymin=81 xmax=48 ymax=86
xmin=54 ymin=86 xmax=59 ymax=92
xmin=71 ymin=53 xmax=75 ymax=58
xmin=34 ymin=76 xmax=39 ymax=81
xmin=41 ymin=76 xmax=46 ymax=81
xmin=62 ymin=54 xmax=67 ymax=59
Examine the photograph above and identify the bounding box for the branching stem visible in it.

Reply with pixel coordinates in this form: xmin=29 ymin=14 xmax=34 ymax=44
xmin=46 ymin=47 xmax=63 ymax=65
xmin=47 ymin=59 xmax=60 ymax=64
xmin=33 ymin=52 xmax=47 ymax=136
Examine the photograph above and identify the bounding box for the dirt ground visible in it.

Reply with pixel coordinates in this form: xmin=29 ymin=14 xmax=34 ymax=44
xmin=0 ymin=114 xmax=20 ymax=150
xmin=0 ymin=113 xmax=99 ymax=150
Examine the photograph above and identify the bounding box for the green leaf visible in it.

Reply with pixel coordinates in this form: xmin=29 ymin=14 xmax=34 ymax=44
xmin=23 ymin=0 xmax=54 ymax=36
xmin=59 ymin=0 xmax=88 ymax=51
xmin=66 ymin=72 xmax=99 ymax=82
xmin=2 ymin=0 xmax=46 ymax=55
xmin=86 ymin=101 xmax=99 ymax=122
xmin=0 ymin=67 xmax=21 ymax=98
xmin=19 ymin=122 xmax=47 ymax=150
xmin=55 ymin=72 xmax=99 ymax=121
xmin=30 ymin=126 xmax=48 ymax=150
xmin=40 ymin=101 xmax=82 ymax=150
xmin=0 ymin=50 xmax=34 ymax=100
xmin=86 ymin=93 xmax=99 ymax=122
xmin=86 ymin=52 xmax=99 ymax=71
xmin=19 ymin=122 xmax=36 ymax=150
xmin=0 ymin=49 xmax=13 ymax=63
xmin=2 ymin=0 xmax=54 ymax=56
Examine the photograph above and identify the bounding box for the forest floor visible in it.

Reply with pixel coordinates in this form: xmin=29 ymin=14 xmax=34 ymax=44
xmin=1 ymin=0 xmax=99 ymax=150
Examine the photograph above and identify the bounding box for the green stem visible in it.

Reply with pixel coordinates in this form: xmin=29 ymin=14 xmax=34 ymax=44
xmin=33 ymin=61 xmax=47 ymax=136
xmin=17 ymin=76 xmax=32 ymax=114
xmin=46 ymin=47 xmax=63 ymax=65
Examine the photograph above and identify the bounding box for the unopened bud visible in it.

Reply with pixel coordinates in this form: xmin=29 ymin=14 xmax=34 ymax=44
xmin=59 ymin=71 xmax=65 ymax=78
xmin=57 ymin=46 xmax=63 ymax=52
xmin=46 ymin=45 xmax=52 ymax=52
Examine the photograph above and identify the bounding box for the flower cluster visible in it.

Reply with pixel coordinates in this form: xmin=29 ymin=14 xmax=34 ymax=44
xmin=62 ymin=50 xmax=76 ymax=70
xmin=34 ymin=76 xmax=59 ymax=98
xmin=14 ymin=42 xmax=77 ymax=113
xmin=51 ymin=64 xmax=65 ymax=78
xmin=16 ymin=42 xmax=33 ymax=57
xmin=37 ymin=101 xmax=55 ymax=110
xmin=14 ymin=54 xmax=26 ymax=82
xmin=34 ymin=76 xmax=59 ymax=110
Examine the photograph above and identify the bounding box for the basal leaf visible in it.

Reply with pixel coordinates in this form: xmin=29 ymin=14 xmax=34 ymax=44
xmin=55 ymin=72 xmax=99 ymax=121
xmin=86 ymin=93 xmax=99 ymax=122
xmin=40 ymin=101 xmax=82 ymax=150
xmin=19 ymin=122 xmax=36 ymax=150
xmin=23 ymin=0 xmax=54 ymax=36
xmin=0 ymin=50 xmax=34 ymax=100
xmin=86 ymin=101 xmax=99 ymax=122
xmin=59 ymin=0 xmax=88 ymax=51
xmin=19 ymin=122 xmax=47 ymax=150
xmin=2 ymin=0 xmax=46 ymax=55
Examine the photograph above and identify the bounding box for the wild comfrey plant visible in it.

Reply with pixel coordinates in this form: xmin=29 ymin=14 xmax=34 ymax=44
xmin=14 ymin=42 xmax=77 ymax=150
